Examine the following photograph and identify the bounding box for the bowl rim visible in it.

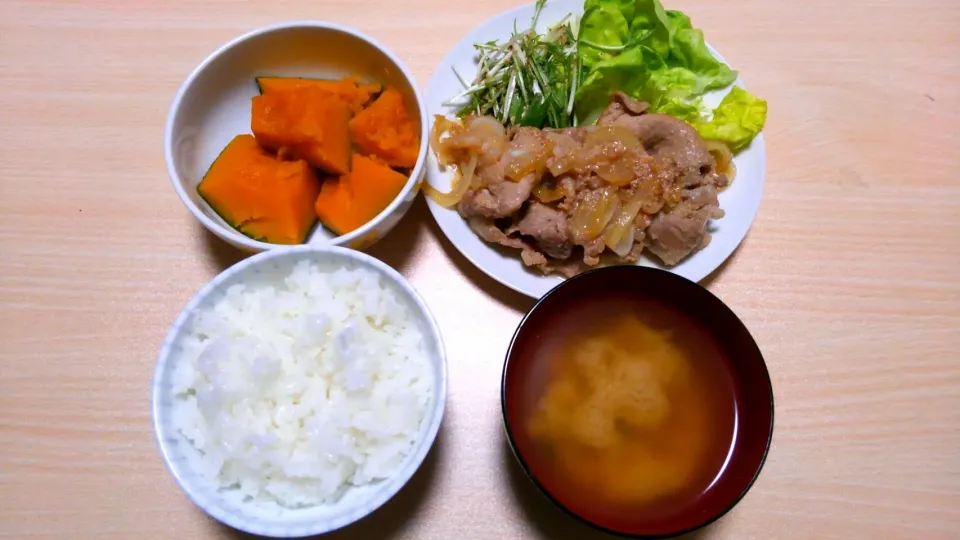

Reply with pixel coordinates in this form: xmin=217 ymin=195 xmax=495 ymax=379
xmin=163 ymin=20 xmax=430 ymax=252
xmin=151 ymin=245 xmax=447 ymax=537
xmin=500 ymin=265 xmax=775 ymax=539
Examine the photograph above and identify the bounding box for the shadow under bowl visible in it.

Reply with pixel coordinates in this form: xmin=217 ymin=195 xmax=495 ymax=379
xmin=501 ymin=265 xmax=774 ymax=538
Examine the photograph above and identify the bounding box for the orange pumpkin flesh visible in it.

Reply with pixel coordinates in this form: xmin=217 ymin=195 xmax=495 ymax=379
xmin=255 ymin=76 xmax=380 ymax=113
xmin=197 ymin=134 xmax=322 ymax=244
xmin=314 ymin=154 xmax=410 ymax=236
xmin=251 ymin=87 xmax=352 ymax=175
xmin=349 ymin=86 xmax=421 ymax=169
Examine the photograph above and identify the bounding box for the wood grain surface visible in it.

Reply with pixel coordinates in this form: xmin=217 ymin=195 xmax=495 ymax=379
xmin=1 ymin=0 xmax=958 ymax=538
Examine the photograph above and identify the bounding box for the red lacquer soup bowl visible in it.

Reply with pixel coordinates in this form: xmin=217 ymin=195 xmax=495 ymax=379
xmin=501 ymin=265 xmax=774 ymax=538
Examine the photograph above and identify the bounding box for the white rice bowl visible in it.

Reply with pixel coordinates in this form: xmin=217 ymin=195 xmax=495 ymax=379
xmin=153 ymin=247 xmax=446 ymax=537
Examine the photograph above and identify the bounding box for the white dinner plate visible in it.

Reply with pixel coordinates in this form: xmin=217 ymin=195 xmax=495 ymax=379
xmin=424 ymin=0 xmax=766 ymax=298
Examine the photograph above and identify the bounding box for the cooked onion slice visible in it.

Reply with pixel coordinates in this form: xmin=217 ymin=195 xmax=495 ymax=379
xmin=505 ymin=148 xmax=541 ymax=182
xmin=545 ymin=132 xmax=581 ymax=176
xmin=423 ymin=153 xmax=478 ymax=208
xmin=570 ymin=187 xmax=619 ymax=243
xmin=465 ymin=116 xmax=507 ymax=157
xmin=706 ymin=140 xmax=736 ymax=185
xmin=505 ymin=137 xmax=549 ymax=182
xmin=596 ymin=158 xmax=636 ymax=186
xmin=534 ymin=182 xmax=565 ymax=203
xmin=583 ymin=126 xmax=643 ymax=154
xmin=431 ymin=115 xmax=462 ymax=167
xmin=608 ymin=226 xmax=635 ymax=257
xmin=602 ymin=186 xmax=645 ymax=253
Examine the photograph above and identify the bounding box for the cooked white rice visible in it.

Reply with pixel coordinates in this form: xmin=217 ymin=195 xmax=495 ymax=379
xmin=169 ymin=260 xmax=433 ymax=508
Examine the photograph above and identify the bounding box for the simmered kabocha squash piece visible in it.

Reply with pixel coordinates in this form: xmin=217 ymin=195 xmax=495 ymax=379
xmin=255 ymin=76 xmax=380 ymax=113
xmin=314 ymin=154 xmax=409 ymax=235
xmin=251 ymin=86 xmax=352 ymax=175
xmin=197 ymin=134 xmax=321 ymax=244
xmin=349 ymin=86 xmax=420 ymax=169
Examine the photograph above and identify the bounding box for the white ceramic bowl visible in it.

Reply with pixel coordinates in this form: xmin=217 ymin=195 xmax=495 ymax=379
xmin=165 ymin=22 xmax=429 ymax=252
xmin=151 ymin=246 xmax=446 ymax=537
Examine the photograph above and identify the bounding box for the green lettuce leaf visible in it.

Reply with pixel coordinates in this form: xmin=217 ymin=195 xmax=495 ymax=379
xmin=665 ymin=10 xmax=736 ymax=92
xmin=576 ymin=45 xmax=652 ymax=124
xmin=578 ymin=0 xmax=632 ymax=70
xmin=695 ymin=86 xmax=768 ymax=151
xmin=576 ymin=0 xmax=761 ymax=151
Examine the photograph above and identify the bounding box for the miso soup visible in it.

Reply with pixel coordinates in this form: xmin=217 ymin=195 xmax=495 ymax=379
xmin=513 ymin=292 xmax=739 ymax=526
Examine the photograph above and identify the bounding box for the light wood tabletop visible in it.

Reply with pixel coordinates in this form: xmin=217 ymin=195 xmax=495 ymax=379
xmin=2 ymin=0 xmax=958 ymax=538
